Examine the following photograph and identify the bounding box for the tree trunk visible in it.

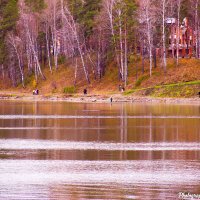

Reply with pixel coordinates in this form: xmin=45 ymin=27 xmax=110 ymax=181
xmin=146 ymin=6 xmax=153 ymax=76
xmin=45 ymin=23 xmax=52 ymax=73
xmin=124 ymin=20 xmax=128 ymax=87
xmin=176 ymin=0 xmax=181 ymax=66
xmin=1 ymin=64 xmax=5 ymax=79
xmin=195 ymin=0 xmax=199 ymax=58
xmin=118 ymin=9 xmax=124 ymax=81
xmin=162 ymin=0 xmax=167 ymax=74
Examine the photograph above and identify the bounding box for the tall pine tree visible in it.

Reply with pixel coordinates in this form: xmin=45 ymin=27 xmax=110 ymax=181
xmin=69 ymin=0 xmax=101 ymax=39
xmin=0 ymin=0 xmax=19 ymax=64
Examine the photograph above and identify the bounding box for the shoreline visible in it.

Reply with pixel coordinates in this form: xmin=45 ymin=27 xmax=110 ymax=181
xmin=0 ymin=92 xmax=199 ymax=104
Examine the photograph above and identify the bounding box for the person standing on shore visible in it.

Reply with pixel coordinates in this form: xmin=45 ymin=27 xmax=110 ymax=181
xmin=110 ymin=97 xmax=113 ymax=103
xmin=84 ymin=89 xmax=87 ymax=95
xmin=119 ymin=85 xmax=122 ymax=92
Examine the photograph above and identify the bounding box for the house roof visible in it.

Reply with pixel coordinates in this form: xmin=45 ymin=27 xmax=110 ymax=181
xmin=166 ymin=18 xmax=176 ymax=24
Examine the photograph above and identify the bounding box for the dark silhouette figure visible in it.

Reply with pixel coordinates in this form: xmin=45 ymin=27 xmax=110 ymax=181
xmin=84 ymin=89 xmax=87 ymax=95
xmin=119 ymin=85 xmax=122 ymax=92
xmin=110 ymin=97 xmax=113 ymax=103
xmin=33 ymin=89 xmax=39 ymax=95
xmin=119 ymin=85 xmax=125 ymax=92
xmin=199 ymin=92 xmax=200 ymax=98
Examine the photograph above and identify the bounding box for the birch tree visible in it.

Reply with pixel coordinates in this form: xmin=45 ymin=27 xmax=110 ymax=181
xmin=194 ymin=0 xmax=200 ymax=58
xmin=19 ymin=1 xmax=46 ymax=82
xmin=161 ymin=0 xmax=167 ymax=73
xmin=104 ymin=0 xmax=120 ymax=78
xmin=176 ymin=0 xmax=182 ymax=66
xmin=156 ymin=0 xmax=172 ymax=73
xmin=104 ymin=0 xmax=137 ymax=85
xmin=60 ymin=1 xmax=91 ymax=83
xmin=7 ymin=33 xmax=25 ymax=87
xmin=0 ymin=0 xmax=19 ymax=82
xmin=191 ymin=0 xmax=200 ymax=58
xmin=49 ymin=0 xmax=59 ymax=70
xmin=140 ymin=0 xmax=155 ymax=76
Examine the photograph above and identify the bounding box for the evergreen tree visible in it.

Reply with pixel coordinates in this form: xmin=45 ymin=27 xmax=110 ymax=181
xmin=69 ymin=0 xmax=101 ymax=39
xmin=24 ymin=0 xmax=46 ymax=12
xmin=79 ymin=0 xmax=101 ymax=38
xmin=0 ymin=0 xmax=19 ymax=64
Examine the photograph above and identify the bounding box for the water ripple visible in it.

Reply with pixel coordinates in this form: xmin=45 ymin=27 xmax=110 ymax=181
xmin=0 ymin=115 xmax=199 ymax=119
xmin=1 ymin=139 xmax=200 ymax=151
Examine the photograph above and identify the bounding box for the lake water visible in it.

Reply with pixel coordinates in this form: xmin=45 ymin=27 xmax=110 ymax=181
xmin=0 ymin=101 xmax=200 ymax=200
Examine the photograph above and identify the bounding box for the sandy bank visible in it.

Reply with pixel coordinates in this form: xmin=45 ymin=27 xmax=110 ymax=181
xmin=0 ymin=92 xmax=199 ymax=104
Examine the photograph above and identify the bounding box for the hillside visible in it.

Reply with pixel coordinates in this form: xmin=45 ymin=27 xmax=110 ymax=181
xmin=0 ymin=58 xmax=199 ymax=98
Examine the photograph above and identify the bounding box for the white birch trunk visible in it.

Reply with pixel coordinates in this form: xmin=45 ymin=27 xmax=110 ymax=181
xmin=176 ymin=0 xmax=181 ymax=66
xmin=162 ymin=0 xmax=167 ymax=74
xmin=8 ymin=34 xmax=25 ymax=88
xmin=124 ymin=21 xmax=128 ymax=86
xmin=52 ymin=1 xmax=58 ymax=70
xmin=74 ymin=58 xmax=78 ymax=86
xmin=195 ymin=0 xmax=199 ymax=58
xmin=105 ymin=0 xmax=121 ymax=78
xmin=146 ymin=3 xmax=153 ymax=77
xmin=118 ymin=9 xmax=124 ymax=80
xmin=62 ymin=5 xmax=90 ymax=84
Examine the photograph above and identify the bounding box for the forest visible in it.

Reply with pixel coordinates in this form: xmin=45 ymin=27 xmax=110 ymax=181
xmin=0 ymin=0 xmax=200 ymax=93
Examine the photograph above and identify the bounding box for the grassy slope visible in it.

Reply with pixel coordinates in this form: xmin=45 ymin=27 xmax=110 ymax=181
xmin=124 ymin=58 xmax=200 ymax=98
xmin=1 ymin=58 xmax=200 ymax=98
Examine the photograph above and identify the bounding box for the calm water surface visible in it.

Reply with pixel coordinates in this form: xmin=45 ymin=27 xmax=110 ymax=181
xmin=0 ymin=101 xmax=200 ymax=200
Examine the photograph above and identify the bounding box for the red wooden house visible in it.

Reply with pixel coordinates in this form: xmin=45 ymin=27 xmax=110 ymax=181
xmin=167 ymin=17 xmax=195 ymax=58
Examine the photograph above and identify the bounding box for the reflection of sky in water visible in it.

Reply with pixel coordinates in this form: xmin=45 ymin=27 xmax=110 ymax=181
xmin=0 ymin=115 xmax=200 ymax=119
xmin=0 ymin=102 xmax=199 ymax=199
xmin=1 ymin=139 xmax=200 ymax=151
xmin=0 ymin=160 xmax=199 ymax=199
xmin=0 ymin=160 xmax=200 ymax=185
